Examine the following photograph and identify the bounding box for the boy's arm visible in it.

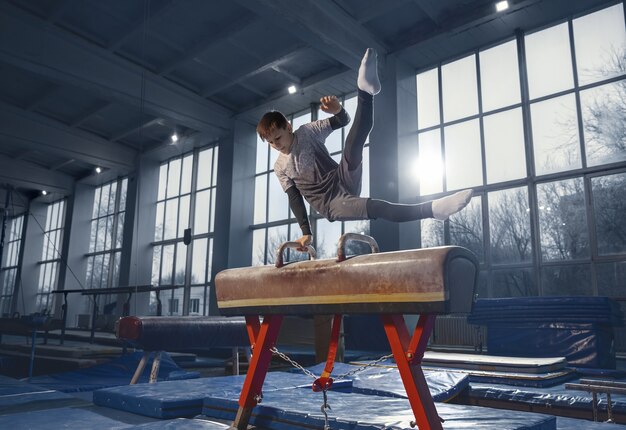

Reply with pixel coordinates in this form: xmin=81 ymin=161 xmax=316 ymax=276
xmin=286 ymin=186 xmax=313 ymax=249
xmin=321 ymin=95 xmax=350 ymax=130
xmin=329 ymin=108 xmax=350 ymax=130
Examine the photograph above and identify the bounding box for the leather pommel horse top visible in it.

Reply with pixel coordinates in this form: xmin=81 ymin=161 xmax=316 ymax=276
xmin=216 ymin=245 xmax=478 ymax=316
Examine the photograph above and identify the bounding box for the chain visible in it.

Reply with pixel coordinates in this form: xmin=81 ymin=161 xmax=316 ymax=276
xmin=270 ymin=347 xmax=317 ymax=379
xmin=270 ymin=346 xmax=393 ymax=381
xmin=335 ymin=353 xmax=394 ymax=379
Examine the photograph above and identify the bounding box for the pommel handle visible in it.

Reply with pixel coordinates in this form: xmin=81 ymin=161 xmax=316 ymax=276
xmin=336 ymin=233 xmax=379 ymax=262
xmin=275 ymin=242 xmax=317 ymax=268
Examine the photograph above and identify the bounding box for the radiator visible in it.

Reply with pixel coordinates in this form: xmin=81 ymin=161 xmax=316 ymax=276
xmin=431 ymin=314 xmax=485 ymax=350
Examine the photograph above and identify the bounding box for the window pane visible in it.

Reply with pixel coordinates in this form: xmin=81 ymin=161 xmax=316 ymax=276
xmin=421 ymin=218 xmax=444 ymax=248
xmin=316 ymin=218 xmax=342 ymax=259
xmin=491 ymin=268 xmax=537 ymax=297
xmin=416 ymin=68 xmax=440 ymax=129
xmin=151 ymin=246 xmax=161 ymax=285
xmin=189 ymin=286 xmax=205 ymax=316
xmin=197 ymin=148 xmax=213 ymax=190
xmin=212 ymin=147 xmax=219 ymax=186
xmin=597 ymin=261 xmax=626 ymax=297
xmin=483 ymin=108 xmax=526 ymax=183
xmin=167 ymin=159 xmax=181 ymax=198
xmin=254 ymin=175 xmax=267 ymax=225
xmin=444 ymin=119 xmax=483 ymax=190
xmin=442 ymin=54 xmax=478 ymax=122
xmin=115 ymin=212 xmax=125 ymax=249
xmin=175 ymin=242 xmax=186 ymax=285
xmin=178 ymin=195 xmax=190 ymax=238
xmin=531 ymin=94 xmax=581 ymax=175
xmin=542 ymin=264 xmax=592 ymax=295
xmin=98 ymin=185 xmax=109 ymax=218
xmin=489 ymin=187 xmax=532 ymax=264
xmin=108 ymin=182 xmax=118 ymax=215
xmin=119 ymin=178 xmax=128 ymax=211
xmin=580 ymin=80 xmax=626 ymax=167
xmin=154 ymin=201 xmax=164 ymax=241
xmin=256 ymin=136 xmax=269 ymax=173
xmin=525 ymin=23 xmax=574 ymax=99
xmin=573 ymin=3 xmax=626 ymax=86
xmin=209 ymin=190 xmax=216 ymax=233
xmin=480 ymin=39 xmax=521 ymax=112
xmin=591 ymin=172 xmax=626 ymax=255
xmin=252 ymin=229 xmax=266 ymax=266
xmin=194 ymin=190 xmax=210 ymax=235
xmin=266 ymin=225 xmax=289 ymax=265
xmin=450 ymin=195 xmax=484 ymax=262
xmin=268 ymin=174 xmax=288 ymax=222
xmin=180 ymin=154 xmax=193 ymax=194
xmin=191 ymin=238 xmax=207 ymax=284
xmin=161 ymin=244 xmax=174 ymax=285
xmin=92 ymin=187 xmax=101 ymax=219
xmin=157 ymin=164 xmax=167 ymax=201
xmin=164 ymin=198 xmax=178 ymax=240
xmin=537 ymin=178 xmax=588 ymax=261
xmin=417 ymin=129 xmax=443 ymax=195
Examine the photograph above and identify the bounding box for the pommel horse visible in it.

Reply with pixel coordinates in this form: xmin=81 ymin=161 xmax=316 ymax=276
xmin=216 ymin=233 xmax=479 ymax=429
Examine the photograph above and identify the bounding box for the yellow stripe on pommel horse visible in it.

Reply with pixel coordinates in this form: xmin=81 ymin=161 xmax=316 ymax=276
xmin=216 ymin=233 xmax=479 ymax=430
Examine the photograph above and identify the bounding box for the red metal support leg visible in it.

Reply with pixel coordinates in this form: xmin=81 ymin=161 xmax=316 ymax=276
xmin=381 ymin=314 xmax=442 ymax=430
xmin=232 ymin=314 xmax=283 ymax=430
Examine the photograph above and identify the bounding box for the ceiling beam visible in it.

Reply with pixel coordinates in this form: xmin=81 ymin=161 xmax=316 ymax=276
xmin=0 ymin=2 xmax=233 ymax=135
xmin=0 ymin=154 xmax=74 ymax=194
xmin=353 ymin=0 xmax=411 ymax=24
xmin=69 ymin=101 xmax=112 ymax=127
xmin=111 ymin=118 xmax=164 ymax=142
xmin=157 ymin=15 xmax=259 ymax=76
xmin=106 ymin=0 xmax=181 ymax=52
xmin=201 ymin=48 xmax=306 ymax=97
xmin=233 ymin=0 xmax=387 ymax=70
xmin=25 ymin=84 xmax=62 ymax=111
xmin=410 ymin=0 xmax=444 ymax=25
xmin=0 ymin=100 xmax=137 ymax=170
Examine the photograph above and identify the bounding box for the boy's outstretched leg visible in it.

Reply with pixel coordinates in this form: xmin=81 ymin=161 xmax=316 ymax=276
xmin=365 ymin=189 xmax=474 ymax=222
xmin=358 ymin=48 xmax=381 ymax=95
xmin=432 ymin=189 xmax=474 ymax=220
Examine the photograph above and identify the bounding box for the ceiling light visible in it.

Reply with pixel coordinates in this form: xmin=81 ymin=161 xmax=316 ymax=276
xmin=41 ymin=190 xmax=48 ymax=196
xmin=288 ymin=85 xmax=297 ymax=94
xmin=171 ymin=133 xmax=179 ymax=143
xmin=95 ymin=166 xmax=102 ymax=174
xmin=495 ymin=1 xmax=509 ymax=12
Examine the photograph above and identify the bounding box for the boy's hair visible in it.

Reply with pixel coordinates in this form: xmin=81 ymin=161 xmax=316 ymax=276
xmin=257 ymin=110 xmax=289 ymax=141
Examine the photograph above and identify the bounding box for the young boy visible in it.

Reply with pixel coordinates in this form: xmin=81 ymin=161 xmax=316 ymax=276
xmin=257 ymin=48 xmax=473 ymax=250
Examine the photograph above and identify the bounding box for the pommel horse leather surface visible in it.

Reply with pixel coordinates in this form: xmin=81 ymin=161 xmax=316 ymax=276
xmin=116 ymin=316 xmax=248 ymax=350
xmin=216 ymin=246 xmax=478 ymax=315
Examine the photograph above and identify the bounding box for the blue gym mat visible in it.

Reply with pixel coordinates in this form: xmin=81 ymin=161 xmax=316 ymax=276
xmin=93 ymin=370 xmax=342 ymax=418
xmin=93 ymin=365 xmax=469 ymax=419
xmin=297 ymin=362 xmax=469 ymax=401
xmin=0 ymin=406 xmax=231 ymax=429
xmin=24 ymin=351 xmax=200 ymax=392
xmin=470 ymin=375 xmax=626 ymax=414
xmin=202 ymin=388 xmax=556 ymax=430
xmin=0 ymin=374 xmax=86 ymax=413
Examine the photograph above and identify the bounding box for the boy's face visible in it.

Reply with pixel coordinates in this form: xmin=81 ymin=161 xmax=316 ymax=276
xmin=266 ymin=123 xmax=293 ymax=155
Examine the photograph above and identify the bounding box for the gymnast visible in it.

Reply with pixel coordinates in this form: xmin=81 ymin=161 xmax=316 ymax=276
xmin=257 ymin=48 xmax=473 ymax=250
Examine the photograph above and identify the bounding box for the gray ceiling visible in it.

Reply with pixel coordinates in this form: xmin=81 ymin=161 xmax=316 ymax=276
xmin=0 ymin=0 xmax=616 ymax=213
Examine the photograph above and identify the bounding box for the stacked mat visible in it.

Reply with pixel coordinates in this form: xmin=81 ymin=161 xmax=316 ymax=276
xmin=468 ymin=296 xmax=624 ymax=368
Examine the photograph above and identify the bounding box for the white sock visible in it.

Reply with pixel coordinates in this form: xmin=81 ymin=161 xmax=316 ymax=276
xmin=357 ymin=48 xmax=381 ymax=95
xmin=432 ymin=189 xmax=474 ymax=220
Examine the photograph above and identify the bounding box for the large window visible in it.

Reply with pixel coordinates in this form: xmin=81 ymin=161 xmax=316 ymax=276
xmin=152 ymin=146 xmax=219 ymax=315
xmin=36 ymin=200 xmax=65 ymax=312
xmin=415 ymin=3 xmax=626 ymax=299
xmin=85 ymin=179 xmax=128 ymax=298
xmin=0 ymin=215 xmax=24 ymax=316
xmin=252 ymin=94 xmax=371 ymax=265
